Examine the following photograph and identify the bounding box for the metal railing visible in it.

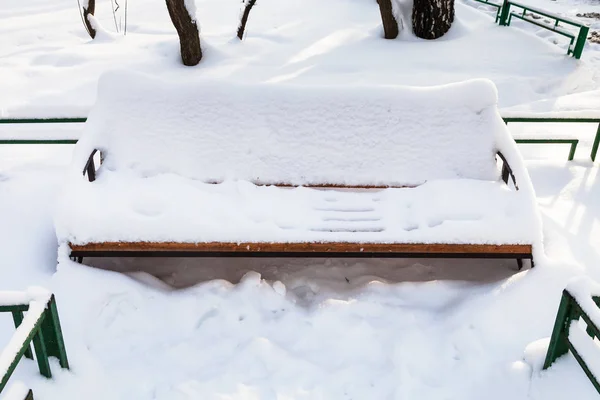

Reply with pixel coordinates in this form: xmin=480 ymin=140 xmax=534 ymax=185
xmin=503 ymin=116 xmax=600 ymax=161
xmin=498 ymin=0 xmax=589 ymax=58
xmin=543 ymin=287 xmax=600 ymax=394
xmin=0 ymin=291 xmax=69 ymax=396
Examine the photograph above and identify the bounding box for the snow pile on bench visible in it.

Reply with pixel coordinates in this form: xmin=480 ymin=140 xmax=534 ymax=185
xmin=73 ymin=71 xmax=506 ymax=187
xmin=56 ymin=71 xmax=541 ymax=247
xmin=57 ymin=177 xmax=539 ymax=245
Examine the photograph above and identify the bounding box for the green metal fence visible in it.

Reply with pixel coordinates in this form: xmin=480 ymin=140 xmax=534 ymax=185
xmin=543 ymin=288 xmax=600 ymax=394
xmin=0 ymin=118 xmax=83 ymax=145
xmin=497 ymin=0 xmax=589 ymax=58
xmin=503 ymin=116 xmax=600 ymax=161
xmin=0 ymin=292 xmax=69 ymax=396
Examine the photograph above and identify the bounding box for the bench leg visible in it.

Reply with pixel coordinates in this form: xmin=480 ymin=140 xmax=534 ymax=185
xmin=517 ymin=258 xmax=535 ymax=270
xmin=69 ymin=256 xmax=84 ymax=264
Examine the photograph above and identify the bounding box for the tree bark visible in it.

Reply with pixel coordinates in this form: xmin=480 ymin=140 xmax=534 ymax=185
xmin=165 ymin=0 xmax=203 ymax=66
xmin=82 ymin=0 xmax=96 ymax=39
xmin=237 ymin=0 xmax=257 ymax=40
xmin=412 ymin=0 xmax=455 ymax=40
xmin=377 ymin=0 xmax=399 ymax=39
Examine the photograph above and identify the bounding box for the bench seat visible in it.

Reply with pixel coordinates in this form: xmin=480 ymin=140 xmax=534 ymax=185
xmin=58 ymin=175 xmax=538 ymax=249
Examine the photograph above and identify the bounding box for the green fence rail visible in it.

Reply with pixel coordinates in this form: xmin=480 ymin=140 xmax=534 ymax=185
xmin=0 ymin=118 xmax=84 ymax=145
xmin=543 ymin=288 xmax=600 ymax=394
xmin=498 ymin=0 xmax=589 ymax=58
xmin=0 ymin=292 xmax=69 ymax=395
xmin=503 ymin=116 xmax=600 ymax=161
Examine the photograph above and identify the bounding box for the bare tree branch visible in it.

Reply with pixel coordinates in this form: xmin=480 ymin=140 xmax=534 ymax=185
xmin=237 ymin=0 xmax=257 ymax=40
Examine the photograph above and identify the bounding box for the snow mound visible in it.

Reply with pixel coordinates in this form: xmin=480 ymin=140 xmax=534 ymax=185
xmin=502 ymin=89 xmax=600 ymax=119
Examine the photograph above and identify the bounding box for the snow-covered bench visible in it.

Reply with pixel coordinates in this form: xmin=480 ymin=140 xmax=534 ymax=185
xmin=56 ymin=71 xmax=541 ymax=268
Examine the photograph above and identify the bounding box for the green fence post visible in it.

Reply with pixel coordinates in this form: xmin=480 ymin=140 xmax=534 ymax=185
xmin=591 ymin=122 xmax=600 ymax=162
xmin=543 ymin=290 xmax=574 ymax=369
xmin=11 ymin=312 xmax=33 ymax=360
xmin=40 ymin=295 xmax=69 ymax=369
xmin=31 ymin=328 xmax=52 ymax=379
xmin=25 ymin=389 xmax=34 ymax=400
xmin=573 ymin=25 xmax=589 ymax=60
xmin=498 ymin=0 xmax=510 ymax=26
xmin=568 ymin=140 xmax=578 ymax=161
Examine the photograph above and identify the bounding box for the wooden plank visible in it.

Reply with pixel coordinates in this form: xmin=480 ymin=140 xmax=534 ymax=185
xmin=70 ymin=242 xmax=532 ymax=255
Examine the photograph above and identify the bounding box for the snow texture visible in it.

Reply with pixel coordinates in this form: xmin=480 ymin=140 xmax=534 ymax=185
xmin=0 ymin=287 xmax=51 ymax=307
xmin=567 ymin=276 xmax=600 ymax=329
xmin=1 ymin=0 xmax=599 ymax=397
xmin=0 ymin=298 xmax=47 ymax=379
xmin=3 ymin=382 xmax=30 ymax=400
xmin=184 ymin=0 xmax=197 ymax=22
xmin=55 ymin=71 xmax=541 ymax=247
xmin=502 ymin=90 xmax=600 ymax=119
xmin=524 ymin=337 xmax=550 ymax=372
xmin=57 ymin=176 xmax=540 ymax=245
xmin=74 ymin=71 xmax=504 ymax=187
xmin=569 ymin=320 xmax=600 ymax=383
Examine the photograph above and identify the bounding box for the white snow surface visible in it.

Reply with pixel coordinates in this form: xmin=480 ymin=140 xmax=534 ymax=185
xmin=1 ymin=0 xmax=600 ymax=398
xmin=502 ymin=89 xmax=600 ymax=119
xmin=569 ymin=320 xmax=600 ymax=384
xmin=2 ymin=382 xmax=30 ymax=400
xmin=0 ymin=287 xmax=51 ymax=307
xmin=567 ymin=276 xmax=600 ymax=329
xmin=55 ymin=72 xmax=541 ymax=247
xmin=57 ymin=175 xmax=540 ymax=245
xmin=0 ymin=137 xmax=599 ymax=400
xmin=0 ymin=299 xmax=46 ymax=379
xmin=1 ymin=0 xmax=599 ymax=118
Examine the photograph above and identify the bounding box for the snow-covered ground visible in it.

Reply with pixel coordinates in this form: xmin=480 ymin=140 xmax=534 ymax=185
xmin=1 ymin=0 xmax=599 ymax=115
xmin=1 ymin=0 xmax=600 ymax=399
xmin=0 ymin=148 xmax=599 ymax=399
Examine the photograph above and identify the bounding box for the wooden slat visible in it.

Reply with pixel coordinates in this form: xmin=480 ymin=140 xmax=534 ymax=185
xmin=70 ymin=242 xmax=532 ymax=255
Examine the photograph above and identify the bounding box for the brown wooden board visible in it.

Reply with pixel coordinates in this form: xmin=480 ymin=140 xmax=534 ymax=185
xmin=70 ymin=242 xmax=532 ymax=255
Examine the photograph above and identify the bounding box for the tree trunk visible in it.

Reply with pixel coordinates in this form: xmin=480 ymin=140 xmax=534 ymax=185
xmin=165 ymin=0 xmax=203 ymax=66
xmin=82 ymin=0 xmax=96 ymax=39
xmin=237 ymin=0 xmax=257 ymax=40
xmin=377 ymin=0 xmax=399 ymax=39
xmin=412 ymin=0 xmax=455 ymax=40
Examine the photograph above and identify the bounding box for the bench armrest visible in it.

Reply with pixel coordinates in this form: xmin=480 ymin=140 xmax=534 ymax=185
xmin=496 ymin=151 xmax=519 ymax=190
xmin=83 ymin=149 xmax=100 ymax=182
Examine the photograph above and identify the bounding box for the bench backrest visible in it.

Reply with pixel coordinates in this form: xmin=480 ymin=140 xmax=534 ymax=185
xmin=75 ymin=71 xmax=508 ymax=187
